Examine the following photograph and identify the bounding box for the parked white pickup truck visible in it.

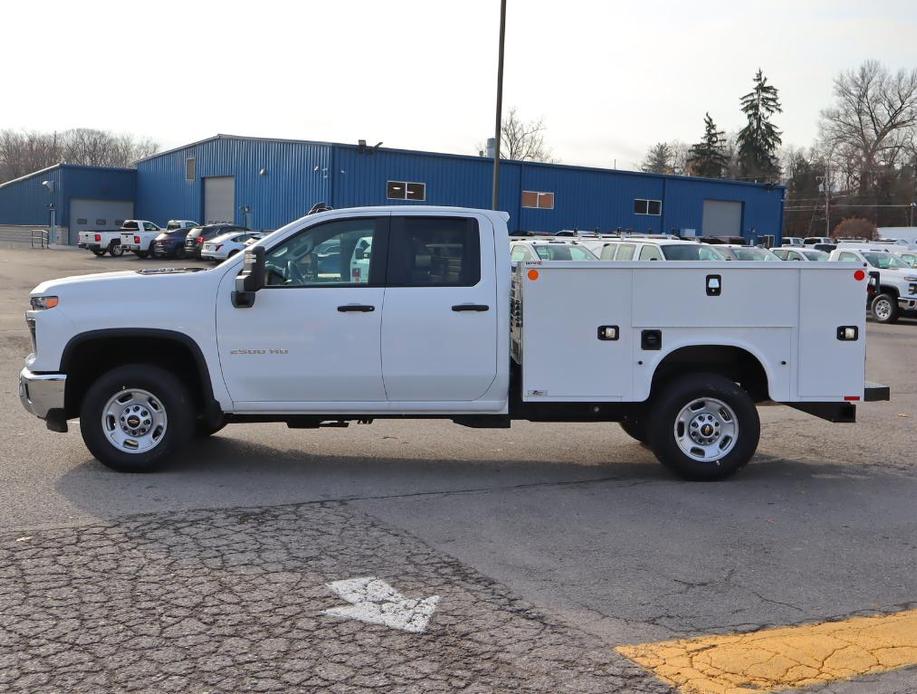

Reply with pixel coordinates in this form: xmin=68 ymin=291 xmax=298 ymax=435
xmin=120 ymin=220 xmax=197 ymax=258
xmin=19 ymin=206 xmax=888 ymax=480
xmin=77 ymin=229 xmax=126 ymax=256
xmin=829 ymin=246 xmax=917 ymax=323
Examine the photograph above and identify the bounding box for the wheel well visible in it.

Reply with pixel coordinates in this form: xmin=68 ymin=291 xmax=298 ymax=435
xmin=650 ymin=345 xmax=770 ymax=403
xmin=878 ymin=286 xmax=900 ymax=297
xmin=61 ymin=333 xmax=213 ymax=419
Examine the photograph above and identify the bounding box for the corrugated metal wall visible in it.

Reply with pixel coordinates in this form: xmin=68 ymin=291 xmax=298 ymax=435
xmin=136 ymin=138 xmax=332 ymax=229
xmin=0 ymin=165 xmax=135 ymax=227
xmin=3 ymin=136 xmax=782 ymax=240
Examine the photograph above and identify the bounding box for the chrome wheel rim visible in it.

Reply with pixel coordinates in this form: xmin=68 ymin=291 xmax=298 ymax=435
xmin=674 ymin=397 xmax=738 ymax=463
xmin=874 ymin=298 xmax=891 ymax=321
xmin=101 ymin=388 xmax=168 ymax=454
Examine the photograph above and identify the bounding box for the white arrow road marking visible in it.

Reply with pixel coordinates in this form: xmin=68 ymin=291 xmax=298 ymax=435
xmin=322 ymin=577 xmax=440 ymax=633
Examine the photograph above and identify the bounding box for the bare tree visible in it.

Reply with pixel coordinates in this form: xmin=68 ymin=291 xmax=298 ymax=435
xmin=0 ymin=128 xmax=158 ymax=183
xmin=639 ymin=140 xmax=690 ymax=175
xmin=488 ymin=107 xmax=555 ymax=162
xmin=819 ymin=60 xmax=917 ymax=194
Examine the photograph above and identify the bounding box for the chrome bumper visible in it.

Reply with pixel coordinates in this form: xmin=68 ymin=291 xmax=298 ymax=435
xmin=18 ymin=368 xmax=66 ymax=419
xmin=898 ymin=297 xmax=917 ymax=311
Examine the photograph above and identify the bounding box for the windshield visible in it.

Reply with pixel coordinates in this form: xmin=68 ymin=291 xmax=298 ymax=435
xmin=661 ymin=244 xmax=725 ymax=260
xmin=862 ymin=252 xmax=909 ymax=269
xmin=731 ymin=247 xmax=778 ymax=261
xmin=802 ymin=250 xmax=829 ymax=261
xmin=533 ymin=245 xmax=597 ymax=261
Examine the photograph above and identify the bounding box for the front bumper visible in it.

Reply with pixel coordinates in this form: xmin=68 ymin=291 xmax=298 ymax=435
xmin=898 ymin=297 xmax=917 ymax=311
xmin=19 ymin=368 xmax=66 ymax=419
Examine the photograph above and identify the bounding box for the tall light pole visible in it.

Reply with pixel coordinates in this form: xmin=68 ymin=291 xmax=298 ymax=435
xmin=491 ymin=0 xmax=507 ymax=210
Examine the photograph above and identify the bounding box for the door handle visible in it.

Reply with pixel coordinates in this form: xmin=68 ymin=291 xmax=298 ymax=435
xmin=337 ymin=304 xmax=375 ymax=312
xmin=452 ymin=304 xmax=490 ymax=312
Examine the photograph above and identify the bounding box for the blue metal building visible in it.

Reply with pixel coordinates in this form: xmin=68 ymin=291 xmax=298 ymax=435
xmin=1 ymin=135 xmax=785 ymax=242
xmin=0 ymin=164 xmax=136 ymax=243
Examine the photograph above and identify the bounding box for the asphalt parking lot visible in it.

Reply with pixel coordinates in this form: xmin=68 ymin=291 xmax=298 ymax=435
xmin=1 ymin=245 xmax=915 ymax=693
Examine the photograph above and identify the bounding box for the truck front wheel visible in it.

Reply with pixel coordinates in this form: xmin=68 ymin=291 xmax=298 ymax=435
xmin=871 ymin=293 xmax=899 ymax=323
xmin=80 ymin=364 xmax=194 ymax=472
xmin=647 ymin=373 xmax=759 ymax=481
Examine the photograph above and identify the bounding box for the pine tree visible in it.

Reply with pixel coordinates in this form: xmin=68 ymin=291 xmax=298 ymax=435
xmin=688 ymin=113 xmax=729 ymax=178
xmin=641 ymin=142 xmax=674 ymax=174
xmin=737 ymin=69 xmax=783 ymax=181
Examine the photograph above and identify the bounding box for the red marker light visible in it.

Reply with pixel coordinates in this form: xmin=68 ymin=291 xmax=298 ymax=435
xmin=844 ymin=395 xmax=861 ymax=401
xmin=853 ymin=269 xmax=866 ymax=281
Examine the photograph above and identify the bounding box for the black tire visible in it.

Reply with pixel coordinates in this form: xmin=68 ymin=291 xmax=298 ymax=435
xmin=646 ymin=373 xmax=759 ymax=481
xmin=871 ymin=293 xmax=899 ymax=324
xmin=227 ymin=249 xmax=240 ymax=258
xmin=134 ymin=251 xmax=148 ymax=259
xmin=619 ymin=415 xmax=648 ymax=444
xmin=175 ymin=245 xmax=186 ymax=259
xmin=79 ymin=364 xmax=194 ymax=472
xmin=109 ymin=242 xmax=124 ymax=257
xmin=91 ymin=248 xmax=106 ymax=257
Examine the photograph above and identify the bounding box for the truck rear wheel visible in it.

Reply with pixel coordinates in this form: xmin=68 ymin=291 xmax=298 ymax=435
xmin=647 ymin=373 xmax=759 ymax=481
xmin=871 ymin=293 xmax=899 ymax=323
xmin=91 ymin=248 xmax=106 ymax=257
xmin=80 ymin=364 xmax=194 ymax=472
xmin=109 ymin=242 xmax=124 ymax=257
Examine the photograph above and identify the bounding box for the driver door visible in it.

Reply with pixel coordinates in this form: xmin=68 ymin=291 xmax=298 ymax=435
xmin=216 ymin=215 xmax=389 ymax=407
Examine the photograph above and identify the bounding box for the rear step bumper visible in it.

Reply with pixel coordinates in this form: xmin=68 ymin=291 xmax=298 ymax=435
xmin=864 ymin=382 xmax=891 ymax=402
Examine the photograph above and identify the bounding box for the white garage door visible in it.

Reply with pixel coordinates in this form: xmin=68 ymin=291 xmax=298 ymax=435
xmin=702 ymin=200 xmax=743 ymax=236
xmin=69 ymin=199 xmax=134 ymax=245
xmin=204 ymin=177 xmax=235 ymax=225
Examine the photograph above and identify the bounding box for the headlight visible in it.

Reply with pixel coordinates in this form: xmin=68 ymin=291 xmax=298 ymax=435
xmin=30 ymin=296 xmax=59 ymax=310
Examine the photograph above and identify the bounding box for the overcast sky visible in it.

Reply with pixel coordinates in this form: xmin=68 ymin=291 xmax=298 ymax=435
xmin=5 ymin=0 xmax=917 ymax=168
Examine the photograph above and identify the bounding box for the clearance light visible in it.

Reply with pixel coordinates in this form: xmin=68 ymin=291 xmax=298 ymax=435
xmin=853 ymin=269 xmax=866 ymax=281
xmin=30 ymin=296 xmax=59 ymax=310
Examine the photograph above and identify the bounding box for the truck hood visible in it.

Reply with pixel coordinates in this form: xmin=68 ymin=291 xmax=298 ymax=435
xmin=31 ymin=267 xmax=209 ymax=296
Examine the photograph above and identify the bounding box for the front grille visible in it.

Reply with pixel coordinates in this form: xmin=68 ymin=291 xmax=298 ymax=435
xmin=26 ymin=316 xmax=36 ymax=354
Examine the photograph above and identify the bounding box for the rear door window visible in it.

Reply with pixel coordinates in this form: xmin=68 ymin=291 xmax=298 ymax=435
xmin=388 ymin=217 xmax=480 ymax=287
xmin=638 ymin=245 xmax=664 ymax=261
xmin=614 ymin=244 xmax=636 ymax=260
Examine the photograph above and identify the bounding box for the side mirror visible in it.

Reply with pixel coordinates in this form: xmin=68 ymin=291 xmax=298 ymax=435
xmin=232 ymin=246 xmax=266 ymax=308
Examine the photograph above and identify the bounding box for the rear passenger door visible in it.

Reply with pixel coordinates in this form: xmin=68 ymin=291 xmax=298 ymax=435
xmin=381 ymin=215 xmax=497 ymax=402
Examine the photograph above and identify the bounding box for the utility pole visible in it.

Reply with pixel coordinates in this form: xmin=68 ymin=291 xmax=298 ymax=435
xmin=491 ymin=0 xmax=507 ymax=210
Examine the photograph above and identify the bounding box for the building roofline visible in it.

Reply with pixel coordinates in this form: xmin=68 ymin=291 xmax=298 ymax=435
xmin=0 ymin=163 xmax=62 ymax=190
xmin=137 ymin=133 xmax=785 ymax=192
xmin=0 ymin=163 xmax=136 ymax=191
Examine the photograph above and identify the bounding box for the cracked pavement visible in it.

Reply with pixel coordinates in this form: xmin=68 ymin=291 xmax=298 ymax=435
xmin=0 ymin=503 xmax=669 ymax=693
xmin=1 ymin=247 xmax=916 ymax=692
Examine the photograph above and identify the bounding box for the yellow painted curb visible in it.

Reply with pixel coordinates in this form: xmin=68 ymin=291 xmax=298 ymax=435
xmin=616 ymin=609 xmax=917 ymax=693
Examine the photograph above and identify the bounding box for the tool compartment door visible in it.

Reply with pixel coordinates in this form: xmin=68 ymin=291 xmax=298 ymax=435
xmin=521 ymin=265 xmax=633 ymax=401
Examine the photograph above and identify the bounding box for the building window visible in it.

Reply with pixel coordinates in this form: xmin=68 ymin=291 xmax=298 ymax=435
xmin=634 ymin=199 xmax=662 ymax=216
xmin=387 ymin=181 xmax=426 ymax=201
xmin=521 ymin=191 xmax=555 ymax=209
xmin=185 ymin=157 xmax=196 ymax=181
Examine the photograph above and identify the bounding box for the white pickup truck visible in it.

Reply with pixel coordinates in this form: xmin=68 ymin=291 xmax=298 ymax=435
xmin=19 ymin=206 xmax=888 ymax=480
xmin=828 ymin=246 xmax=917 ymax=323
xmin=77 ymin=229 xmax=126 ymax=256
xmin=120 ymin=220 xmax=198 ymax=258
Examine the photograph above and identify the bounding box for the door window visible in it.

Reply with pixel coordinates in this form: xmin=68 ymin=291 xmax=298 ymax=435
xmin=264 ymin=217 xmax=383 ymax=287
xmin=614 ymin=243 xmax=636 ymax=260
xmin=638 ymin=245 xmax=664 ymax=261
xmin=388 ymin=217 xmax=480 ymax=286
xmin=511 ymin=244 xmax=535 ymax=262
xmin=838 ymin=252 xmax=860 ymax=262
